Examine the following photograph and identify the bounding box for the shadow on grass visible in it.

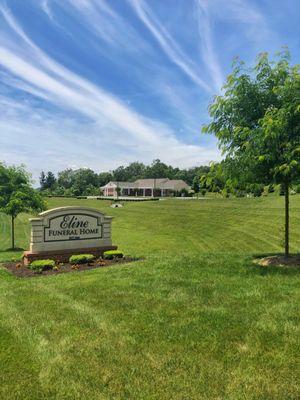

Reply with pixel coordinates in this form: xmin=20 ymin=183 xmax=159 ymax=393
xmin=0 ymin=247 xmax=24 ymax=253
xmin=0 ymin=248 xmax=24 ymax=263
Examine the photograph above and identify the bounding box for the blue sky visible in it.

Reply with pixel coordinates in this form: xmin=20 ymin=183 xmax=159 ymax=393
xmin=0 ymin=0 xmax=299 ymax=182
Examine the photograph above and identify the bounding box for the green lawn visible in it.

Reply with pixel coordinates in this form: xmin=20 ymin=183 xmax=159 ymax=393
xmin=0 ymin=196 xmax=299 ymax=399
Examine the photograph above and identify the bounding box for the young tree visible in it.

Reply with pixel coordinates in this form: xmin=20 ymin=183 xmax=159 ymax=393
xmin=203 ymin=50 xmax=300 ymax=257
xmin=0 ymin=163 xmax=46 ymax=249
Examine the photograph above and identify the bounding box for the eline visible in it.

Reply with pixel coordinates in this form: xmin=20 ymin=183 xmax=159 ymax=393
xmin=60 ymin=215 xmax=89 ymax=229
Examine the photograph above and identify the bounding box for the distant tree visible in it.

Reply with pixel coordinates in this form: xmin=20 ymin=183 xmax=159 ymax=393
xmin=57 ymin=169 xmax=75 ymax=189
xmin=192 ymin=176 xmax=200 ymax=195
xmin=52 ymin=186 xmax=65 ymax=196
xmin=0 ymin=163 xmax=46 ymax=249
xmin=72 ymin=169 xmax=98 ymax=195
xmin=124 ymin=162 xmax=146 ymax=181
xmin=116 ymin=186 xmax=121 ymax=199
xmin=146 ymin=159 xmax=169 ymax=179
xmin=176 ymin=166 xmax=210 ymax=186
xmin=39 ymin=171 xmax=46 ymax=190
xmin=44 ymin=171 xmax=57 ymax=190
xmin=98 ymin=172 xmax=113 ymax=187
xmin=203 ymin=50 xmax=300 ymax=257
xmin=83 ymin=184 xmax=99 ymax=196
xmin=113 ymin=166 xmax=128 ymax=182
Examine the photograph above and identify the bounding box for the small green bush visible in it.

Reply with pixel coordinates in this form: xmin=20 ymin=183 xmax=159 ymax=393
xmin=29 ymin=259 xmax=55 ymax=272
xmin=103 ymin=250 xmax=123 ymax=260
xmin=69 ymin=254 xmax=95 ymax=264
xmin=294 ymin=184 xmax=300 ymax=194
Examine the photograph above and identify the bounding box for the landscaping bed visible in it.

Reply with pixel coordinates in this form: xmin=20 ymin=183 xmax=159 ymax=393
xmin=4 ymin=256 xmax=137 ymax=278
xmin=255 ymin=254 xmax=300 ymax=268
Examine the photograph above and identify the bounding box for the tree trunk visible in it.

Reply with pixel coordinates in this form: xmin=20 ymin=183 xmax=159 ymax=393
xmin=284 ymin=182 xmax=289 ymax=258
xmin=11 ymin=215 xmax=15 ymax=250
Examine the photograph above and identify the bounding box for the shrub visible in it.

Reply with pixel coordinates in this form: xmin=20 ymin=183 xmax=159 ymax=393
xmin=103 ymin=250 xmax=123 ymax=260
xmin=247 ymin=183 xmax=264 ymax=197
xmin=222 ymin=188 xmax=230 ymax=198
xmin=234 ymin=189 xmax=246 ymax=198
xmin=29 ymin=259 xmax=55 ymax=272
xmin=69 ymin=254 xmax=95 ymax=264
xmin=294 ymin=184 xmax=300 ymax=193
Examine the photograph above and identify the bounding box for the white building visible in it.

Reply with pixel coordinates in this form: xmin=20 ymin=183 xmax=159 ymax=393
xmin=101 ymin=178 xmax=190 ymax=197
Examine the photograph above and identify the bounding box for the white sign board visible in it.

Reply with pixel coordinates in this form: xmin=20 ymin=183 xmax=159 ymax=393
xmin=44 ymin=213 xmax=102 ymax=242
xmin=29 ymin=206 xmax=113 ymax=253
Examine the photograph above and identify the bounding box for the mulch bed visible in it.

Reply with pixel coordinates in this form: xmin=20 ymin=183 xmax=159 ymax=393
xmin=254 ymin=255 xmax=300 ymax=268
xmin=3 ymin=256 xmax=138 ymax=278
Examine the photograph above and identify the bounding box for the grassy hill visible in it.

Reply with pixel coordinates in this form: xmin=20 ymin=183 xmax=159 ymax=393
xmin=0 ymin=196 xmax=299 ymax=399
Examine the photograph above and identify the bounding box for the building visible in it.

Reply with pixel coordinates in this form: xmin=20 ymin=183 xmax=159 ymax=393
xmin=101 ymin=178 xmax=190 ymax=197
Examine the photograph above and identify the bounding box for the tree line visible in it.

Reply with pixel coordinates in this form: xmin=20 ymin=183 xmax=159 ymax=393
xmin=39 ymin=159 xmax=210 ymax=196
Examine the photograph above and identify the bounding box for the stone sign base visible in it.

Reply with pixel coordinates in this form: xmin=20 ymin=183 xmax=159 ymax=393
xmin=22 ymin=245 xmax=118 ymax=266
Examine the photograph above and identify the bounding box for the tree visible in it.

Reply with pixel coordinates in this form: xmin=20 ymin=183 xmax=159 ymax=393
xmin=116 ymin=186 xmax=121 ymax=199
xmin=146 ymin=159 xmax=170 ymax=179
xmin=192 ymin=175 xmax=200 ymax=195
xmin=113 ymin=166 xmax=128 ymax=182
xmin=39 ymin=171 xmax=46 ymax=190
xmin=98 ymin=172 xmax=113 ymax=187
xmin=44 ymin=171 xmax=57 ymax=190
xmin=0 ymin=163 xmax=46 ymax=249
xmin=57 ymin=169 xmax=75 ymax=189
xmin=123 ymin=162 xmax=146 ymax=181
xmin=203 ymin=50 xmax=300 ymax=257
xmin=72 ymin=168 xmax=98 ymax=195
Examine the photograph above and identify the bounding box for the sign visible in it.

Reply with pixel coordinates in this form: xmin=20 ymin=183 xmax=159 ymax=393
xmin=44 ymin=213 xmax=102 ymax=242
xmin=28 ymin=206 xmax=114 ymax=253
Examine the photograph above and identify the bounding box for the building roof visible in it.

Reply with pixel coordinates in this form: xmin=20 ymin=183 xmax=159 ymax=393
xmin=101 ymin=181 xmax=135 ymax=189
xmin=102 ymin=178 xmax=190 ymax=191
xmin=160 ymin=180 xmax=190 ymax=190
xmin=134 ymin=178 xmax=169 ymax=188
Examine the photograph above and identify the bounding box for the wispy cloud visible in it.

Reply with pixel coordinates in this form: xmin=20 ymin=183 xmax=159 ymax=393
xmin=46 ymin=0 xmax=150 ymax=54
xmin=40 ymin=0 xmax=54 ymax=21
xmin=128 ymin=0 xmax=213 ymax=93
xmin=195 ymin=0 xmax=224 ymax=91
xmin=200 ymin=0 xmax=272 ymax=44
